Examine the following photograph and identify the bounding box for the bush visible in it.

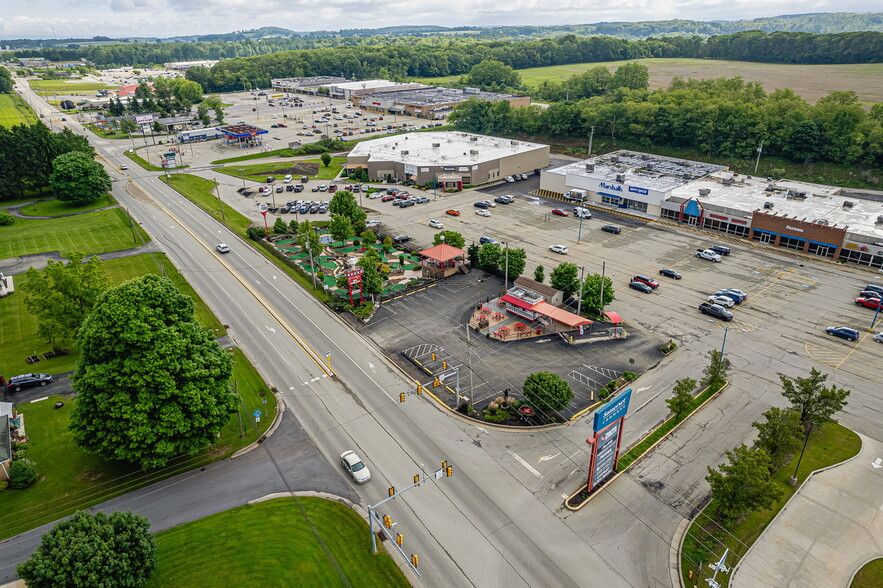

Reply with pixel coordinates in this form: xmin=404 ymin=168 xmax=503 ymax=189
xmin=623 ymin=371 xmax=637 ymax=381
xmin=0 ymin=210 xmax=14 ymax=226
xmin=246 ymin=226 xmax=266 ymax=241
xmin=0 ymin=480 xmax=8 ymax=491
xmin=483 ymin=410 xmax=511 ymax=424
xmin=9 ymin=460 xmax=38 ymax=489
xmin=599 ymin=389 xmax=610 ymax=399
xmin=350 ymin=302 xmax=374 ymax=319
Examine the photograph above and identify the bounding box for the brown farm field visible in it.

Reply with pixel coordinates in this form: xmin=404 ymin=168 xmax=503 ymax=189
xmin=414 ymin=58 xmax=883 ymax=105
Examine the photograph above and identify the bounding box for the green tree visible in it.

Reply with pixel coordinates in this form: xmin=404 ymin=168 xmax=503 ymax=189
xmin=170 ymin=78 xmax=203 ymax=111
xmin=119 ymin=118 xmax=138 ymax=134
xmin=700 ymin=349 xmax=731 ymax=392
xmin=8 ymin=459 xmax=38 ymax=489
xmin=298 ymin=220 xmax=322 ymax=255
xmin=69 ymin=275 xmax=236 ymax=469
xmin=272 ymin=216 xmax=288 ymax=233
xmin=432 ymin=230 xmax=466 ymax=249
xmin=706 ymin=445 xmax=781 ymax=526
xmin=196 ymin=104 xmax=210 ymax=127
xmin=49 ymin=151 xmax=111 ymax=204
xmin=0 ymin=66 xmax=14 ymax=94
xmin=523 ymin=371 xmax=573 ymax=414
xmin=534 ymin=264 xmax=544 ymax=283
xmin=329 ymin=190 xmax=363 ymax=224
xmin=287 ymin=219 xmax=299 ymax=234
xmin=752 ymin=407 xmax=803 ymax=470
xmin=466 ymin=59 xmax=521 ymax=90
xmin=320 ymin=152 xmax=332 ymax=167
xmin=360 ymin=229 xmax=377 ymax=246
xmin=329 ymin=214 xmax=355 ymax=242
xmin=501 ymin=247 xmax=526 ymax=280
xmin=579 ymin=273 xmax=615 ymax=311
xmin=550 ymin=262 xmax=579 ymax=299
xmin=477 ymin=243 xmax=501 ymax=272
xmin=18 ymin=511 xmax=156 ymax=588
xmin=666 ymin=377 xmax=696 ymax=419
xmin=20 ymin=252 xmax=112 ymax=349
xmin=779 ymin=368 xmax=850 ymax=427
xmin=357 ymin=248 xmax=384 ymax=295
xmin=610 ymin=62 xmax=650 ymax=91
xmin=382 ymin=235 xmax=393 ymax=251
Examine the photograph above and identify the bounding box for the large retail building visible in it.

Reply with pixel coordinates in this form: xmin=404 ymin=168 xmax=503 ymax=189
xmin=347 ymin=132 xmax=549 ymax=186
xmin=355 ymin=86 xmax=531 ymax=120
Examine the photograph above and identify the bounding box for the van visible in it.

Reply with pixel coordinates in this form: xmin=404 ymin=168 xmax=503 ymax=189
xmin=574 ymin=207 xmax=592 ymax=219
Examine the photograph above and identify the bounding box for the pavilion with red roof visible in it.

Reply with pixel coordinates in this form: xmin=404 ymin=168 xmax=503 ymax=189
xmin=417 ymin=243 xmax=468 ymax=279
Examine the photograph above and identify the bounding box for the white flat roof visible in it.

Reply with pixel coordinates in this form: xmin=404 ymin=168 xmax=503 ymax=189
xmin=348 ymin=132 xmax=548 ymax=167
xmin=330 ymin=79 xmax=420 ymax=91
xmin=671 ymin=172 xmax=883 ymax=241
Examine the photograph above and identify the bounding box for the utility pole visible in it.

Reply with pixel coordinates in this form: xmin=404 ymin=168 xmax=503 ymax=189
xmin=503 ymin=242 xmax=509 ymax=296
xmin=465 ymin=323 xmax=474 ymax=411
xmin=754 ymin=139 xmax=764 ymax=175
xmin=576 ymin=266 xmax=586 ymax=316
xmin=214 ymin=178 xmax=225 ymax=221
xmin=599 ymin=261 xmax=606 ymax=315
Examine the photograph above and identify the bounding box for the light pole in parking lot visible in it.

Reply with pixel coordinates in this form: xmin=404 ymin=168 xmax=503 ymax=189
xmin=238 ymin=169 xmax=246 ymax=190
xmin=870 ymin=301 xmax=882 ymax=332
xmin=706 ymin=319 xmax=747 ymax=357
xmin=577 ymin=211 xmax=585 ymax=244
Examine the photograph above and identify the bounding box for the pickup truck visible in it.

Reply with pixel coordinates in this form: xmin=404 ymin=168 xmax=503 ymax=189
xmin=695 ymin=249 xmax=722 ymax=262
xmin=698 ymin=302 xmax=734 ymax=321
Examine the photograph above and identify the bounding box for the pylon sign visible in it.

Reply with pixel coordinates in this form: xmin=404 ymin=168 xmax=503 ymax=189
xmin=586 ymin=388 xmax=632 ymax=491
xmin=343 ymin=266 xmax=364 ymax=305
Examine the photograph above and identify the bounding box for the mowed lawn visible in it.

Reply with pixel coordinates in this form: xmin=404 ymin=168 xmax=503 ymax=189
xmin=17 ymin=197 xmax=112 ymax=217
xmin=0 ymin=348 xmax=274 ymax=540
xmin=216 ymin=156 xmax=346 ymax=182
xmin=0 ymin=207 xmax=149 ymax=259
xmin=0 ymin=253 xmax=224 ymax=377
xmin=147 ymin=498 xmax=408 ymax=588
xmin=0 ymin=94 xmax=38 ymax=127
xmin=28 ymin=80 xmax=116 ymax=94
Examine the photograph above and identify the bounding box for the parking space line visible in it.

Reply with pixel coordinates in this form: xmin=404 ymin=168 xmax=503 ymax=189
xmin=512 ymin=453 xmax=544 ymax=478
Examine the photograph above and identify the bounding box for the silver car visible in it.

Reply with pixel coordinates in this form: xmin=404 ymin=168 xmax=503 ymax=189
xmin=707 ymin=295 xmax=734 ymax=308
xmin=340 ymin=450 xmax=371 ymax=484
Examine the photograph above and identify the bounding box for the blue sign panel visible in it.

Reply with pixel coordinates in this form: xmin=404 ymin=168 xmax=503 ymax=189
xmin=591 ymin=420 xmax=621 ymax=489
xmin=628 ymin=186 xmax=649 ymax=195
xmin=593 ymin=388 xmax=632 ymax=432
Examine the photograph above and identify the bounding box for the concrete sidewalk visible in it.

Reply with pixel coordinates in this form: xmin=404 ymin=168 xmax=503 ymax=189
xmin=731 ymin=433 xmax=883 ymax=587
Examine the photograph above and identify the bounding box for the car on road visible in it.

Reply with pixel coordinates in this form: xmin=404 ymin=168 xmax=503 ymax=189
xmin=120 ymin=163 xmax=128 ymax=170
xmin=708 ymin=295 xmax=735 ymax=308
xmin=428 ymin=219 xmax=444 ymax=229
xmin=474 ymin=201 xmax=490 ymax=209
xmin=479 ymin=236 xmax=500 ymax=245
xmin=632 ymin=275 xmax=659 ymax=289
xmin=393 ymin=235 xmax=412 ymax=244
xmin=504 ymin=176 xmax=515 ymax=183
xmin=659 ymin=268 xmax=682 ymax=279
xmin=7 ymin=373 xmax=53 ymax=392
xmin=340 ymin=450 xmax=371 ymax=484
xmin=549 ymin=245 xmax=568 ymax=255
xmin=629 ymin=280 xmax=654 ymax=294
xmin=216 ymin=244 xmax=230 ymax=253
xmin=826 ymin=326 xmax=859 ymax=341
xmin=855 ymin=297 xmax=883 ymax=309
xmin=709 ymin=245 xmax=731 ymax=256
xmin=446 ymin=209 xmax=461 ymax=216
xmin=475 ymin=209 xmax=491 ymax=217
xmin=551 ymin=208 xmax=568 ymax=217
xmin=601 ymin=225 xmax=621 ymax=234
xmin=698 ymin=302 xmax=734 ymax=321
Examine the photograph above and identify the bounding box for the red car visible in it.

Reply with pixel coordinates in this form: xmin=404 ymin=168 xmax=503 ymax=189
xmin=633 ymin=275 xmax=660 ymax=289
xmin=381 ymin=195 xmax=396 ymax=202
xmin=277 ymin=123 xmax=287 ymax=128
xmin=855 ymin=297 xmax=883 ymax=309
xmin=551 ymin=208 xmax=568 ymax=217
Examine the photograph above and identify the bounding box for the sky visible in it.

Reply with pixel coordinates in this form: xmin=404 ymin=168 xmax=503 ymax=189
xmin=0 ymin=1 xmax=880 ymax=40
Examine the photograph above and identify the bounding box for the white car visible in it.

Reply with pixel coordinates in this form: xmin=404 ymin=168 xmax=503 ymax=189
xmin=475 ymin=209 xmax=491 ymax=217
xmin=340 ymin=450 xmax=371 ymax=484
xmin=482 ymin=200 xmax=496 ymax=208
xmin=283 ymin=175 xmax=292 ymax=183
xmin=216 ymin=243 xmax=230 ymax=253
xmin=874 ymin=332 xmax=883 ymax=343
xmin=428 ymin=219 xmax=444 ymax=229
xmin=368 ymin=192 xmax=382 ymax=199
xmin=120 ymin=163 xmax=128 ymax=170
xmin=549 ymin=245 xmax=568 ymax=255
xmin=504 ymin=176 xmax=515 ymax=183
xmin=707 ymin=295 xmax=734 ymax=308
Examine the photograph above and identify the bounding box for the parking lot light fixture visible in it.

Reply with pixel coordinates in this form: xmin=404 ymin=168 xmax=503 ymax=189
xmin=706 ymin=319 xmax=747 ymax=357
xmin=238 ymin=169 xmax=246 ymax=190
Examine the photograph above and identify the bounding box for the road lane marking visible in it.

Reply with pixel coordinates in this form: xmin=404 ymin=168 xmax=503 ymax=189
xmin=265 ymin=325 xmax=276 ymax=333
xmin=368 ymin=362 xmax=376 ymax=372
xmin=538 ymin=453 xmax=560 ymax=463
xmin=512 ymin=453 xmax=544 ymax=478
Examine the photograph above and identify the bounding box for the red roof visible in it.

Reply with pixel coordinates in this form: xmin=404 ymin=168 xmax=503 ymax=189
xmin=500 ymin=294 xmax=537 ymax=311
xmin=533 ymin=302 xmax=592 ymax=328
xmin=604 ymin=311 xmax=623 ymax=324
xmin=418 ymin=243 xmax=466 ymax=262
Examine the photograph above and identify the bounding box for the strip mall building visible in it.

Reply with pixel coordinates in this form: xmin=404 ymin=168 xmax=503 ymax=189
xmin=540 ymin=151 xmax=883 ymax=270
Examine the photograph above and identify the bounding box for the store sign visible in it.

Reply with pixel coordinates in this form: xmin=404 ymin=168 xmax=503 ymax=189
xmin=135 ymin=115 xmax=154 ymax=125
xmin=708 ymin=213 xmax=728 ymax=221
xmin=593 ymin=388 xmax=632 ymax=432
xmin=591 ymin=421 xmax=621 ymax=490
xmin=442 ymin=167 xmax=455 ymax=171
xmin=372 ymin=102 xmax=381 ymax=106
xmin=404 ymin=164 xmax=417 ymax=175
xmin=628 ymin=186 xmax=648 ymax=195
xmin=785 ymin=225 xmax=805 ymax=233
xmin=598 ymin=182 xmax=623 ymax=192
xmin=731 ymin=218 xmax=748 ymax=225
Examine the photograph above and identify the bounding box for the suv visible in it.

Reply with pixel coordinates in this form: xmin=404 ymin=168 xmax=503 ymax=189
xmin=266 ymin=176 xmax=275 ymax=183
xmin=826 ymin=326 xmax=859 ymax=341
xmin=601 ymin=225 xmax=622 ymax=234
xmin=474 ymin=201 xmax=490 ymax=209
xmin=632 ymin=275 xmax=659 ymax=289
xmin=8 ymin=373 xmax=53 ymax=391
xmin=479 ymin=236 xmax=500 ymax=245
xmin=709 ymin=245 xmax=731 ymax=256
xmin=698 ymin=302 xmax=734 ymax=321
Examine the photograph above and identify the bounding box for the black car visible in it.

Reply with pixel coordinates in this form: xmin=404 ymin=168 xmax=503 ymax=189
xmin=309 ymin=204 xmax=321 ymax=213
xmin=859 ymin=290 xmax=882 ymax=299
xmin=601 ymin=225 xmax=622 ymax=234
xmin=826 ymin=326 xmax=859 ymax=341
xmin=659 ymin=268 xmax=682 ymax=279
xmin=393 ymin=235 xmax=412 ymax=244
xmin=280 ymin=206 xmax=291 ymax=213
xmin=709 ymin=245 xmax=731 ymax=256
xmin=7 ymin=373 xmax=53 ymax=391
xmin=474 ymin=201 xmax=490 ymax=209
xmin=266 ymin=176 xmax=275 ymax=183
xmin=275 ymin=186 xmax=283 ymax=193
xmin=863 ymin=284 xmax=883 ymax=296
xmin=629 ymin=280 xmax=653 ymax=294
xmin=698 ymin=302 xmax=734 ymax=321
xmin=285 ymin=185 xmax=294 ymax=192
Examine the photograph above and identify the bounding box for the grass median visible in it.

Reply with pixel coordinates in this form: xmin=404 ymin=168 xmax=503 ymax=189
xmin=853 ymin=559 xmax=883 ymax=588
xmin=159 ymin=174 xmax=252 ymax=238
xmin=17 ymin=196 xmax=113 ymax=217
xmin=0 ymin=95 xmax=38 ymax=127
xmin=147 ymin=498 xmax=408 ymax=588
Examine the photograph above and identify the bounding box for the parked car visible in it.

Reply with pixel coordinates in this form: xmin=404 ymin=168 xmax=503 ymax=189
xmin=495 ymin=195 xmax=515 ymax=204
xmin=415 ymin=196 xmax=429 ymax=204
xmin=398 ymin=200 xmax=414 ymax=208
xmin=368 ymin=192 xmax=383 ymax=199
xmin=549 ymin=244 xmax=568 ymax=255
xmin=698 ymin=302 xmax=734 ymax=321
xmin=520 ymin=173 xmax=529 ymax=180
xmin=275 ymin=186 xmax=283 ymax=193
xmin=318 ymin=185 xmax=328 ymax=192
xmin=284 ymin=175 xmax=292 ymax=183
xmin=446 ymin=209 xmax=461 ymax=216
xmin=632 ymin=275 xmax=659 ymax=289
xmin=708 ymin=295 xmax=735 ymax=308
xmin=695 ymin=249 xmax=722 ymax=262
xmin=428 ymin=219 xmax=444 ymax=229
xmin=659 ymin=268 xmax=682 ymax=279
xmin=551 ymin=208 xmax=568 ymax=217
xmin=504 ymin=176 xmax=515 ymax=183
xmin=629 ymin=280 xmax=654 ymax=294
xmin=855 ymin=297 xmax=883 ymax=309
xmin=874 ymin=332 xmax=883 ymax=343
xmin=479 ymin=236 xmax=500 ymax=245
xmin=285 ymin=185 xmax=294 ymax=192
xmin=573 ymin=207 xmax=592 ymax=218
xmin=826 ymin=326 xmax=859 ymax=341
xmin=601 ymin=225 xmax=622 ymax=234
xmin=863 ymin=284 xmax=883 ymax=296
xmin=294 ymin=185 xmax=304 ymax=193
xmin=311 ymin=186 xmax=320 ymax=192
xmin=475 ymin=209 xmax=491 ymax=217
xmin=393 ymin=235 xmax=412 ymax=244
xmin=716 ymin=289 xmax=747 ymax=303
xmin=709 ymin=245 xmax=731 ymax=256
xmin=366 ymin=220 xmax=382 ymax=228
xmin=859 ymin=290 xmax=881 ymax=299
xmin=7 ymin=373 xmax=53 ymax=392
xmin=381 ymin=195 xmax=396 ymax=202
xmin=340 ymin=450 xmax=371 ymax=484
xmin=474 ymin=201 xmax=490 ymax=209
xmin=280 ymin=206 xmax=291 ymax=214
xmin=266 ymin=176 xmax=275 ymax=183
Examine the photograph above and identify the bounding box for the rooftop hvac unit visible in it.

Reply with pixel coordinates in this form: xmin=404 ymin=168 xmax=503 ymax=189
xmin=842 ymin=201 xmax=855 ymax=208
xmin=815 ymin=219 xmax=829 ymax=225
xmin=401 ymin=150 xmax=409 ymax=155
xmin=615 ymin=173 xmax=626 ymax=183
xmin=470 ymin=136 xmax=478 ymax=141
xmin=464 ymin=87 xmax=480 ymax=94
xmin=876 ymin=216 xmax=883 ymax=224
xmin=470 ymin=149 xmax=479 ymax=155
xmin=432 ymin=143 xmax=440 ymax=148
xmin=510 ymin=141 xmax=518 ymax=146
xmin=764 ymin=201 xmax=774 ymax=209
xmin=721 ymin=178 xmax=735 ymax=186
xmin=766 ymin=184 xmax=776 ymax=192
xmin=585 ymin=163 xmax=595 ymax=172
xmin=698 ymin=188 xmax=711 ymax=197
xmin=787 ymin=188 xmax=796 ymax=197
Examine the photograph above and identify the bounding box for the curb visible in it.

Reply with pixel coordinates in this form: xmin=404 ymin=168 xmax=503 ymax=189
xmin=672 ymin=517 xmax=691 ymax=588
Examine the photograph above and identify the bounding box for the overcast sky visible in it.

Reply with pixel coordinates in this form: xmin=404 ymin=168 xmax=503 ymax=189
xmin=1 ymin=1 xmax=880 ymax=40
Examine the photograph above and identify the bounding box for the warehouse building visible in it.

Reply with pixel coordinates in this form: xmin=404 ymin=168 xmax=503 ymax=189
xmin=326 ymin=80 xmax=426 ymax=101
xmin=271 ymin=76 xmax=347 ymax=95
xmin=354 ymin=86 xmax=531 ymax=120
xmin=347 ymin=131 xmax=549 ymax=186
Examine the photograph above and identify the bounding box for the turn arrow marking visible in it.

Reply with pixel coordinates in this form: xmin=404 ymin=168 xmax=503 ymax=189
xmin=872 ymin=458 xmax=882 ymax=469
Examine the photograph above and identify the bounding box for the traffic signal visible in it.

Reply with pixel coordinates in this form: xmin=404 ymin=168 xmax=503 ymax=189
xmin=399 ymin=392 xmax=406 ymax=403
xmin=382 ymin=515 xmax=392 ymax=528
xmin=445 ymin=465 xmax=453 ymax=477
xmin=413 ymin=474 xmax=420 ymax=485
xmin=411 ymin=554 xmax=419 ymax=567
xmin=416 ymin=385 xmax=424 ymax=395
xmin=431 ymin=352 xmax=437 ymax=361
xmin=432 ymin=377 xmax=440 ymax=388
xmin=388 ymin=486 xmax=395 ymax=497
xmin=396 ymin=533 xmax=403 ymax=546
xmin=442 ymin=360 xmax=448 ymax=369
xmin=441 ymin=460 xmax=447 ymax=469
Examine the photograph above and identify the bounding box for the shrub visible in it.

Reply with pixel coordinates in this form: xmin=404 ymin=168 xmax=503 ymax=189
xmin=0 ymin=210 xmax=14 ymax=226
xmin=352 ymin=239 xmax=360 ymax=247
xmin=623 ymin=371 xmax=637 ymax=381
xmin=483 ymin=411 xmax=511 ymax=424
xmin=246 ymin=226 xmax=266 ymax=241
xmin=0 ymin=480 xmax=8 ymax=491
xmin=350 ymin=302 xmax=374 ymax=319
xmin=599 ymin=389 xmax=610 ymax=399
xmin=9 ymin=460 xmax=38 ymax=489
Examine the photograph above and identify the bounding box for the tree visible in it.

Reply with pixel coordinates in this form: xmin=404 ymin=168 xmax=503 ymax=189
xmin=170 ymin=79 xmax=203 ymax=111
xmin=49 ymin=151 xmax=110 ymax=204
xmin=666 ymin=377 xmax=696 ymax=419
xmin=196 ymin=104 xmax=210 ymax=127
xmin=18 ymin=510 xmax=156 ymax=587
xmin=0 ymin=66 xmax=14 ymax=94
xmin=706 ymin=445 xmax=781 ymax=526
xmin=432 ymin=230 xmax=465 ymax=249
xmin=466 ymin=59 xmax=521 ymax=91
xmin=272 ymin=216 xmax=288 ymax=234
xmin=20 ymin=251 xmax=112 ymax=349
xmin=320 ymin=152 xmax=332 ymax=167
xmin=8 ymin=459 xmax=37 ymax=489
xmin=502 ymin=247 xmax=526 ymax=280
xmin=779 ymin=368 xmax=850 ymax=427
xmin=477 ymin=243 xmax=501 ymax=272
xmin=752 ymin=407 xmax=803 ymax=470
xmin=534 ymin=264 xmax=544 ymax=283
xmin=579 ymin=273 xmax=614 ymax=312
xmin=69 ymin=275 xmax=236 ymax=469
xmin=550 ymin=262 xmax=579 ymax=299
xmin=298 ymin=220 xmax=322 ymax=255
xmin=700 ymin=349 xmax=731 ymax=392
xmin=357 ymin=248 xmax=384 ymax=295
xmin=523 ymin=372 xmax=573 ymax=414
xmin=120 ymin=118 xmax=138 ymax=135
xmin=610 ymin=62 xmax=650 ymax=91
xmin=329 ymin=214 xmax=354 ymax=242
xmin=361 ymin=229 xmax=377 ymax=246
xmin=288 ymin=219 xmax=300 ymax=234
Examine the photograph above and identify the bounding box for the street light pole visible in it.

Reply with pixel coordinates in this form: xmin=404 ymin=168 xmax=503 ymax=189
xmin=789 ymin=423 xmax=817 ymax=486
xmin=576 ymin=266 xmax=585 ymax=316
xmin=214 ymin=178 xmax=225 ymax=221
xmin=503 ymin=242 xmax=509 ymax=295
xmin=706 ymin=319 xmax=747 ymax=357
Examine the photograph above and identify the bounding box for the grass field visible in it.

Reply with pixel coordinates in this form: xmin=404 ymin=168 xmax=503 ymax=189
xmin=681 ymin=422 xmax=861 ymax=587
xmin=159 ymin=175 xmax=252 ymax=238
xmin=17 ymin=196 xmax=113 ymax=217
xmin=147 ymin=498 xmax=408 ymax=588
xmin=0 ymin=207 xmax=149 ymax=259
xmin=0 ymin=95 xmax=38 ymax=128
xmin=852 ymin=559 xmax=883 ymax=588
xmin=413 ymin=58 xmax=883 ymax=105
xmin=28 ymin=80 xmax=116 ymax=94
xmin=216 ymin=156 xmax=347 ymax=182
xmin=0 ymin=345 xmax=275 ymax=541
xmin=0 ymin=253 xmax=224 ymax=377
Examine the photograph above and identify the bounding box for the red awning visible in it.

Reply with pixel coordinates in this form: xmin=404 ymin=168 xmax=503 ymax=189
xmin=500 ymin=294 xmax=536 ymax=311
xmin=604 ymin=311 xmax=623 ymax=324
xmin=533 ymin=302 xmax=592 ymax=327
